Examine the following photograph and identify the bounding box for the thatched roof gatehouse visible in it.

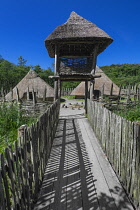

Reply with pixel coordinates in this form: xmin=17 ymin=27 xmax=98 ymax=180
xmin=45 ymin=11 xmax=113 ymax=112
xmin=45 ymin=11 xmax=113 ymax=80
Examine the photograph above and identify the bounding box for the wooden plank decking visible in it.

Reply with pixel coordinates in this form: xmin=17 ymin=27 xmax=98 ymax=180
xmin=33 ymin=101 xmax=134 ymax=210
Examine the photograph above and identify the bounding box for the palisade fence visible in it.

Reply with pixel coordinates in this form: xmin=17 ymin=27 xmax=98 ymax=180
xmin=0 ymin=99 xmax=60 ymax=210
xmin=61 ymin=87 xmax=74 ymax=96
xmin=87 ymin=99 xmax=140 ymax=209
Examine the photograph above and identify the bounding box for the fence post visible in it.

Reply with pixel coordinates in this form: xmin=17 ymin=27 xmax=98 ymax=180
xmin=0 ymin=154 xmax=6 ymax=210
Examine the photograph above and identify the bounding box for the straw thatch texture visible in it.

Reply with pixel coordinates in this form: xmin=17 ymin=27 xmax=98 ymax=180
xmin=5 ymin=69 xmax=54 ymax=101
xmin=45 ymin=11 xmax=113 ymax=58
xmin=71 ymin=66 xmax=120 ymax=97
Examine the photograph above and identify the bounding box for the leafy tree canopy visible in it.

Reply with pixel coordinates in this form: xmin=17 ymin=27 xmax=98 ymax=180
xmin=17 ymin=56 xmax=27 ymax=66
xmin=1 ymin=55 xmax=140 ymax=95
xmin=0 ymin=56 xmax=54 ymax=94
xmin=100 ymin=64 xmax=140 ymax=87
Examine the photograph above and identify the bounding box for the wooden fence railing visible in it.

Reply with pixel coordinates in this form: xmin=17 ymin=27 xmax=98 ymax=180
xmin=61 ymin=87 xmax=74 ymax=96
xmin=87 ymin=99 xmax=140 ymax=209
xmin=0 ymin=99 xmax=60 ymax=209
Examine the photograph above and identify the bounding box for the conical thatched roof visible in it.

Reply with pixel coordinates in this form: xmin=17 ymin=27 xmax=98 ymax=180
xmin=71 ymin=66 xmax=120 ymax=96
xmin=45 ymin=11 xmax=113 ymax=58
xmin=5 ymin=69 xmax=54 ymax=100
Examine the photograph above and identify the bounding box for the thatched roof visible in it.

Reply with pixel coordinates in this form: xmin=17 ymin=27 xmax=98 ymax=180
xmin=5 ymin=69 xmax=54 ymax=100
xmin=71 ymin=66 xmax=120 ymax=96
xmin=45 ymin=11 xmax=113 ymax=58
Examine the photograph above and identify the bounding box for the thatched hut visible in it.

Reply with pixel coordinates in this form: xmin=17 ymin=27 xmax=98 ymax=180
xmin=71 ymin=66 xmax=120 ymax=98
xmin=45 ymin=11 xmax=113 ymax=112
xmin=5 ymin=69 xmax=54 ymax=101
xmin=45 ymin=11 xmax=113 ymax=78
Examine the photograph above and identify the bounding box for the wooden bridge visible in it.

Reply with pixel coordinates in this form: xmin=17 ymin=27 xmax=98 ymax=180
xmin=1 ymin=11 xmax=139 ymax=209
xmin=1 ymin=99 xmax=139 ymax=209
xmin=33 ymin=99 xmax=134 ymax=210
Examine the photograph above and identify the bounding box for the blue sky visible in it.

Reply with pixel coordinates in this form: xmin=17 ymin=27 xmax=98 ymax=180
xmin=0 ymin=0 xmax=140 ymax=69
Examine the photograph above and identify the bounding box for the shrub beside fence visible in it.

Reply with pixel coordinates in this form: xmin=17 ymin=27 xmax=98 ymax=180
xmin=0 ymin=99 xmax=60 ymax=209
xmin=87 ymin=99 xmax=140 ymax=209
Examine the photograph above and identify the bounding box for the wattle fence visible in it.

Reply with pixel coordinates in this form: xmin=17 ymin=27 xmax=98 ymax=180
xmin=87 ymin=99 xmax=140 ymax=209
xmin=0 ymin=100 xmax=60 ymax=209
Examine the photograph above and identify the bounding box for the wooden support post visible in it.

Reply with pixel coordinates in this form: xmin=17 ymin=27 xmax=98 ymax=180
xmin=91 ymin=45 xmax=98 ymax=75
xmin=127 ymin=85 xmax=131 ymax=103
xmin=90 ymin=79 xmax=94 ymax=101
xmin=110 ymin=83 xmax=113 ymax=96
xmin=101 ymin=84 xmax=104 ymax=101
xmin=43 ymin=87 xmax=46 ymax=102
xmin=58 ymin=79 xmax=61 ymax=99
xmin=16 ymin=87 xmax=19 ymax=102
xmin=54 ymin=80 xmax=58 ymax=102
xmin=118 ymin=85 xmax=122 ymax=96
xmin=138 ymin=88 xmax=140 ymax=102
xmin=9 ymin=87 xmax=13 ymax=100
xmin=27 ymin=87 xmax=29 ymax=100
xmin=32 ymin=89 xmax=37 ymax=105
xmin=85 ymin=80 xmax=88 ymax=115
xmin=90 ymin=45 xmax=98 ymax=101
xmin=1 ymin=87 xmax=4 ymax=97
xmin=54 ymin=44 xmax=60 ymax=102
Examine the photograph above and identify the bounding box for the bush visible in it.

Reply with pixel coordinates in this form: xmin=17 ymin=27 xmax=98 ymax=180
xmin=0 ymin=102 xmax=36 ymax=153
xmin=115 ymin=106 xmax=140 ymax=121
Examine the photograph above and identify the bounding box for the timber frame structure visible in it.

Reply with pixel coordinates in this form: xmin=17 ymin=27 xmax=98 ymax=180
xmin=45 ymin=11 xmax=113 ymax=113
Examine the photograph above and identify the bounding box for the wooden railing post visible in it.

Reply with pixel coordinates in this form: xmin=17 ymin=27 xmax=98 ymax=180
xmin=0 ymin=99 xmax=60 ymax=209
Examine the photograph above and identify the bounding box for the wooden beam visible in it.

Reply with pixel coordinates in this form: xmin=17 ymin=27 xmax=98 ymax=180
xmin=49 ymin=75 xmax=101 ymax=81
xmin=59 ymin=55 xmax=93 ymax=58
xmin=27 ymin=87 xmax=29 ymax=100
xmin=49 ymin=75 xmax=60 ymax=79
xmin=58 ymin=79 xmax=61 ymax=99
xmin=16 ymin=87 xmax=19 ymax=102
xmin=43 ymin=87 xmax=46 ymax=102
xmin=91 ymin=45 xmax=98 ymax=74
xmin=54 ymin=81 xmax=58 ymax=102
xmin=50 ymin=40 xmax=104 ymax=45
xmin=110 ymin=83 xmax=113 ymax=96
xmin=90 ymin=79 xmax=95 ymax=101
xmin=54 ymin=44 xmax=60 ymax=101
xmin=85 ymin=80 xmax=88 ymax=115
xmin=32 ymin=89 xmax=37 ymax=105
xmin=54 ymin=44 xmax=60 ymax=74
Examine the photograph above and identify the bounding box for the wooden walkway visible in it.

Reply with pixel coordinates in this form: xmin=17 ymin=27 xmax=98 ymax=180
xmin=34 ymin=101 xmax=134 ymax=210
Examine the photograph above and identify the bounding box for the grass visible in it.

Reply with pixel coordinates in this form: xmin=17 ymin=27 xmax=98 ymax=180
xmin=114 ymin=105 xmax=140 ymax=121
xmin=0 ymin=102 xmax=37 ymax=153
xmin=103 ymin=95 xmax=140 ymax=122
xmin=61 ymin=95 xmax=84 ymax=102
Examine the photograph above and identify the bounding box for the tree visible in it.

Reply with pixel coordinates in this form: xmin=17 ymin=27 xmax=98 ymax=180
xmin=17 ymin=56 xmax=27 ymax=66
xmin=101 ymin=64 xmax=140 ymax=86
xmin=0 ymin=55 xmax=4 ymax=63
xmin=33 ymin=65 xmax=42 ymax=74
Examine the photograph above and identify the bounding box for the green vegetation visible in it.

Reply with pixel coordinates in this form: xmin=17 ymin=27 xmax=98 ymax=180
xmin=0 ymin=55 xmax=81 ymax=153
xmin=1 ymin=56 xmax=140 ymax=152
xmin=0 ymin=55 xmax=54 ymax=93
xmin=101 ymin=64 xmax=140 ymax=87
xmin=101 ymin=64 xmax=140 ymax=122
xmin=61 ymin=81 xmax=80 ymax=88
xmin=0 ymin=55 xmax=81 ymax=94
xmin=114 ymin=105 xmax=140 ymax=121
xmin=0 ymin=102 xmax=36 ymax=153
xmin=61 ymin=95 xmax=76 ymax=100
xmin=103 ymin=95 xmax=140 ymax=121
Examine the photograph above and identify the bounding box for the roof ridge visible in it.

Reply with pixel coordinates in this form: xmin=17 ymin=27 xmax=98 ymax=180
xmin=26 ymin=69 xmax=39 ymax=79
xmin=66 ymin=11 xmax=96 ymax=26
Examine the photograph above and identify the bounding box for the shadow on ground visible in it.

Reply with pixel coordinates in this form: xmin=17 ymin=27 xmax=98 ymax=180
xmin=33 ymin=118 xmax=134 ymax=210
